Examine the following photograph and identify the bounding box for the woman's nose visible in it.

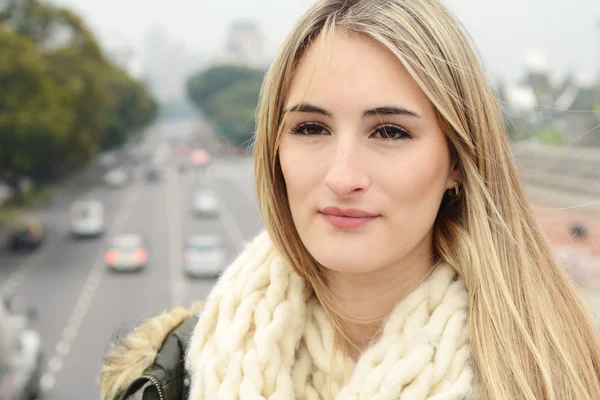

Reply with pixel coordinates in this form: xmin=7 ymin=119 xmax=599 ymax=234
xmin=323 ymin=142 xmax=370 ymax=197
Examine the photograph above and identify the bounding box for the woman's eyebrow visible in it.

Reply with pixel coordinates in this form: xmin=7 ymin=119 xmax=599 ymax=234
xmin=284 ymin=103 xmax=332 ymax=117
xmin=363 ymin=106 xmax=422 ymax=119
xmin=283 ymin=103 xmax=422 ymax=119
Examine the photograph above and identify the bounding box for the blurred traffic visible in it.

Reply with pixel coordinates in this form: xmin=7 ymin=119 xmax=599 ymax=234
xmin=0 ymin=118 xmax=262 ymax=399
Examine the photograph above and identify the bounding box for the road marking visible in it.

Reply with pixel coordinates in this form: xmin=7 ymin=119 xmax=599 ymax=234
xmin=47 ymin=357 xmax=62 ymax=373
xmin=39 ymin=183 xmax=141 ymax=393
xmin=55 ymin=341 xmax=70 ymax=356
xmin=167 ymin=167 xmax=185 ymax=308
xmin=39 ymin=374 xmax=55 ymax=392
xmin=218 ymin=196 xmax=246 ymax=253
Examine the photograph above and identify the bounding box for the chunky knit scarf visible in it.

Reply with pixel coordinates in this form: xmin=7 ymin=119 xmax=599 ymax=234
xmin=186 ymin=231 xmax=478 ymax=399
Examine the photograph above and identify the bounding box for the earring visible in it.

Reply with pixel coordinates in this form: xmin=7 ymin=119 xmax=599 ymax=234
xmin=448 ymin=181 xmax=461 ymax=197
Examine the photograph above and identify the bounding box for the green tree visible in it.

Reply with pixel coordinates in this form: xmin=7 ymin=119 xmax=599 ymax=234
xmin=2 ymin=0 xmax=110 ymax=169
xmin=1 ymin=0 xmax=104 ymax=62
xmin=187 ymin=65 xmax=264 ymax=111
xmin=207 ymin=78 xmax=263 ymax=145
xmin=102 ymin=66 xmax=157 ymax=150
xmin=187 ymin=64 xmax=265 ymax=146
xmin=45 ymin=46 xmax=113 ymax=168
xmin=0 ymin=26 xmax=74 ymax=183
xmin=0 ymin=0 xmax=157 ymax=185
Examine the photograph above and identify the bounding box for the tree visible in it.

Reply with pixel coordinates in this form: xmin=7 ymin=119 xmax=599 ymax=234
xmin=45 ymin=46 xmax=113 ymax=168
xmin=102 ymin=66 xmax=157 ymax=150
xmin=1 ymin=0 xmax=103 ymax=62
xmin=0 ymin=0 xmax=157 ymax=187
xmin=0 ymin=26 xmax=74 ymax=183
xmin=187 ymin=65 xmax=264 ymax=111
xmin=187 ymin=64 xmax=265 ymax=147
xmin=2 ymin=0 xmax=110 ymax=169
xmin=206 ymin=79 xmax=263 ymax=145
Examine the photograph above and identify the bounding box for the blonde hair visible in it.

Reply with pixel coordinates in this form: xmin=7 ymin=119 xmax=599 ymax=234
xmin=253 ymin=0 xmax=600 ymax=398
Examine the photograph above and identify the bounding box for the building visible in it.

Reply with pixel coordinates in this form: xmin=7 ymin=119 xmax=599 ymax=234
xmin=141 ymin=25 xmax=188 ymax=103
xmin=220 ymin=20 xmax=265 ymax=68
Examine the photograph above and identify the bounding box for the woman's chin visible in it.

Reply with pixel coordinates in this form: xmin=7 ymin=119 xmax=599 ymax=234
xmin=312 ymin=251 xmax=382 ymax=275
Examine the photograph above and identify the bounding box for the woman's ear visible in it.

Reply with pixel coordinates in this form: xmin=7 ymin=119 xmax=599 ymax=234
xmin=445 ymin=160 xmax=462 ymax=191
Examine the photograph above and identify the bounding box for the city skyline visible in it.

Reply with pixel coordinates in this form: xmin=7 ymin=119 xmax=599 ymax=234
xmin=52 ymin=0 xmax=600 ymax=86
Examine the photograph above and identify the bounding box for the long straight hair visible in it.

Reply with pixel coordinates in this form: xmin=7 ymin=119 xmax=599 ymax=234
xmin=253 ymin=0 xmax=600 ymax=398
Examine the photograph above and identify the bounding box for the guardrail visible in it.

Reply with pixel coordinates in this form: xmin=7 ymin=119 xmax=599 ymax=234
xmin=511 ymin=142 xmax=600 ymax=213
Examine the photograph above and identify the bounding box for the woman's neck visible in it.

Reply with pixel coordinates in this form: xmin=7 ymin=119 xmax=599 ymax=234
xmin=325 ymin=252 xmax=437 ymax=359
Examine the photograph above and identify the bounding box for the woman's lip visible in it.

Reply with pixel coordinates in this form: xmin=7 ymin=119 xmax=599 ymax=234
xmin=320 ymin=213 xmax=377 ymax=230
xmin=320 ymin=206 xmax=378 ymax=218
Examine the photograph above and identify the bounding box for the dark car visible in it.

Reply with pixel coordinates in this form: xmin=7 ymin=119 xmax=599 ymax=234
xmin=6 ymin=220 xmax=45 ymax=252
xmin=177 ymin=162 xmax=188 ymax=174
xmin=145 ymin=167 xmax=161 ymax=182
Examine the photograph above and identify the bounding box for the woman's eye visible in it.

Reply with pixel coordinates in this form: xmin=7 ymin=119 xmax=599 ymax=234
xmin=292 ymin=123 xmax=328 ymax=136
xmin=373 ymin=125 xmax=412 ymax=140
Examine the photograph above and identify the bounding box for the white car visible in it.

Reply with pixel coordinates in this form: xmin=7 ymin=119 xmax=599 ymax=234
xmin=103 ymin=168 xmax=128 ymax=188
xmin=152 ymin=146 xmax=170 ymax=166
xmin=0 ymin=301 xmax=43 ymax=400
xmin=183 ymin=235 xmax=227 ymax=278
xmin=70 ymin=200 xmax=104 ymax=238
xmin=98 ymin=152 xmax=118 ymax=170
xmin=192 ymin=189 xmax=219 ymax=217
xmin=105 ymin=234 xmax=148 ymax=272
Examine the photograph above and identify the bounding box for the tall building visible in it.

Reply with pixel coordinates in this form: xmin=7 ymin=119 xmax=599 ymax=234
xmin=141 ymin=25 xmax=187 ymax=103
xmin=162 ymin=42 xmax=187 ymax=101
xmin=220 ymin=20 xmax=265 ymax=67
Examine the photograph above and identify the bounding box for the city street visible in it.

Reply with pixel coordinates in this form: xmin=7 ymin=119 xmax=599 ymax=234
xmin=0 ymin=120 xmax=262 ymax=398
xmin=2 ymin=120 xmax=600 ymax=398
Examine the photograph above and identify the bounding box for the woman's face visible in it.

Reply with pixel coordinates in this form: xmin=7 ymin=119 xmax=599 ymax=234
xmin=278 ymin=32 xmax=459 ymax=275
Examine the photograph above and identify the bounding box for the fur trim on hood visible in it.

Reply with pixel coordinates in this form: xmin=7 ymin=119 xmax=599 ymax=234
xmin=99 ymin=302 xmax=203 ymax=400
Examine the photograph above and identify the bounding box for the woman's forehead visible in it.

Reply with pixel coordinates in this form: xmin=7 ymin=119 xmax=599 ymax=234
xmin=285 ymin=32 xmax=432 ymax=118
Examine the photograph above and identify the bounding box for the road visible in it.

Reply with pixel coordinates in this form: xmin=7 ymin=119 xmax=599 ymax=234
xmin=3 ymin=120 xmax=600 ymax=398
xmin=0 ymin=120 xmax=262 ymax=398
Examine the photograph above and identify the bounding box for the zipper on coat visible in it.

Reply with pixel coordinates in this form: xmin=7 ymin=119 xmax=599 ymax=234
xmin=140 ymin=374 xmax=165 ymax=400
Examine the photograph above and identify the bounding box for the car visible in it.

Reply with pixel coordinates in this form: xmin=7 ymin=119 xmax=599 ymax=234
xmin=152 ymin=146 xmax=170 ymax=166
xmin=98 ymin=152 xmax=118 ymax=170
xmin=145 ymin=166 xmax=162 ymax=182
xmin=177 ymin=162 xmax=188 ymax=174
xmin=182 ymin=235 xmax=227 ymax=278
xmin=103 ymin=168 xmax=128 ymax=188
xmin=105 ymin=234 xmax=148 ymax=272
xmin=192 ymin=189 xmax=219 ymax=217
xmin=189 ymin=148 xmax=211 ymax=168
xmin=0 ymin=299 xmax=43 ymax=400
xmin=6 ymin=220 xmax=45 ymax=252
xmin=70 ymin=200 xmax=104 ymax=238
xmin=173 ymin=145 xmax=189 ymax=157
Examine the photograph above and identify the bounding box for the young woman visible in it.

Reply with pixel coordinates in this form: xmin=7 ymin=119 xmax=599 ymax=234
xmin=99 ymin=0 xmax=600 ymax=398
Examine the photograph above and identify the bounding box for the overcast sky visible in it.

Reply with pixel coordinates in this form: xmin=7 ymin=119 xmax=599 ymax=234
xmin=52 ymin=0 xmax=600 ymax=84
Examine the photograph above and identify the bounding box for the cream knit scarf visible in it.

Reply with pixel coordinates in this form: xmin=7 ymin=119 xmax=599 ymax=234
xmin=186 ymin=231 xmax=478 ymax=399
